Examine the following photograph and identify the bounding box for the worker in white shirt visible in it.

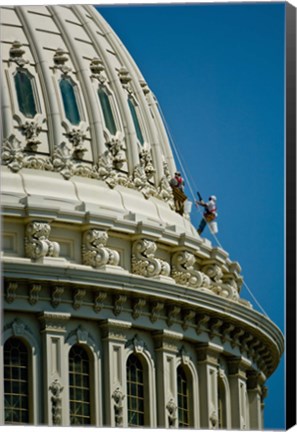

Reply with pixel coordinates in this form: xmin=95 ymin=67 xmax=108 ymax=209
xmin=196 ymin=195 xmax=217 ymax=235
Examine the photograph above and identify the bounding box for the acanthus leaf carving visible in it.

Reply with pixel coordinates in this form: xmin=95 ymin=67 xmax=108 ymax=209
xmin=49 ymin=379 xmax=63 ymax=425
xmin=25 ymin=221 xmax=60 ymax=261
xmin=132 ymin=238 xmax=170 ymax=278
xmin=2 ymin=134 xmax=24 ymax=172
xmin=112 ymin=387 xmax=125 ymax=427
xmin=166 ymin=398 xmax=177 ymax=428
xmin=82 ymin=229 xmax=120 ymax=268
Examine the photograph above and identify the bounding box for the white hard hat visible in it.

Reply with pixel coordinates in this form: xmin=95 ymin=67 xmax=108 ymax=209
xmin=210 ymin=195 xmax=217 ymax=201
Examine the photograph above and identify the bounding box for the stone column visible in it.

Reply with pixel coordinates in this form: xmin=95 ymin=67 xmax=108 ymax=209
xmin=228 ymin=358 xmax=250 ymax=429
xmin=247 ymin=372 xmax=263 ymax=429
xmin=196 ymin=343 xmax=222 ymax=429
xmin=261 ymin=385 xmax=268 ymax=429
xmin=153 ymin=329 xmax=183 ymax=428
xmin=38 ymin=312 xmax=71 ymax=426
xmin=99 ymin=319 xmax=132 ymax=427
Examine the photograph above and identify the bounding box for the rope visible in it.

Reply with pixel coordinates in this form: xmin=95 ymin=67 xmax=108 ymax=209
xmin=157 ymin=103 xmax=270 ymax=318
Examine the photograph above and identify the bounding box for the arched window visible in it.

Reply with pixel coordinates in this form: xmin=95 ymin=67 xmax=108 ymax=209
xmin=59 ymin=77 xmax=81 ymax=125
xmin=128 ymin=97 xmax=144 ymax=145
xmin=177 ymin=365 xmax=190 ymax=428
xmin=126 ymin=354 xmax=145 ymax=426
xmin=4 ymin=337 xmax=30 ymax=424
xmin=98 ymin=87 xmax=117 ymax=135
xmin=69 ymin=344 xmax=91 ymax=425
xmin=218 ymin=376 xmax=227 ymax=429
xmin=14 ymin=69 xmax=37 ymax=118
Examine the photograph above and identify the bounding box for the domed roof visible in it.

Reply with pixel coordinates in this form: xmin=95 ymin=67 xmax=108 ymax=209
xmin=1 ymin=4 xmax=198 ymax=234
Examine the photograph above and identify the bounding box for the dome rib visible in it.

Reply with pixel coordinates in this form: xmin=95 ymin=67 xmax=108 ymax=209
xmin=78 ymin=4 xmax=141 ymax=172
xmin=16 ymin=6 xmax=64 ymax=154
xmin=49 ymin=5 xmax=106 ymax=162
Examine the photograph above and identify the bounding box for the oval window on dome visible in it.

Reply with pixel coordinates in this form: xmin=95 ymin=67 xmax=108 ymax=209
xmin=14 ymin=69 xmax=37 ymax=118
xmin=59 ymin=77 xmax=81 ymax=125
xmin=98 ymin=87 xmax=117 ymax=135
xmin=128 ymin=97 xmax=144 ymax=145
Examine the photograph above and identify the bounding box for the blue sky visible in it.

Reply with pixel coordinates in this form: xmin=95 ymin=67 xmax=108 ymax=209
xmin=98 ymin=3 xmax=285 ymax=429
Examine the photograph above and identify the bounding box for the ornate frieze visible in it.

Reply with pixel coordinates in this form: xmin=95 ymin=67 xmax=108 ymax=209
xmin=82 ymin=229 xmax=120 ymax=269
xmin=25 ymin=222 xmax=60 ymax=261
xmin=49 ymin=379 xmax=63 ymax=425
xmin=132 ymin=239 xmax=170 ymax=278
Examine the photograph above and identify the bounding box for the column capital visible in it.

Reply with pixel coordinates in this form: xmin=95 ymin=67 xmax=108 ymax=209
xmin=99 ymin=318 xmax=132 ymax=342
xmin=228 ymin=357 xmax=251 ymax=379
xmin=153 ymin=329 xmax=183 ymax=353
xmin=196 ymin=343 xmax=223 ymax=365
xmin=38 ymin=311 xmax=71 ymax=333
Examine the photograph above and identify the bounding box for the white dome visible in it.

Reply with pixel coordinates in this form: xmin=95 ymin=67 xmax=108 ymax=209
xmin=1 ymin=4 xmax=194 ymax=234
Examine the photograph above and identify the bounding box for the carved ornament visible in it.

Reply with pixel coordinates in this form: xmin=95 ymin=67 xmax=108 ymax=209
xmin=25 ymin=221 xmax=60 ymax=261
xmin=132 ymin=238 xmax=170 ymax=278
xmin=82 ymin=229 xmax=120 ymax=268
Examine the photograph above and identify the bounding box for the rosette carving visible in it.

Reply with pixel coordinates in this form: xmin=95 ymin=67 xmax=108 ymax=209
xmin=132 ymin=239 xmax=170 ymax=278
xmin=172 ymin=250 xmax=210 ymax=289
xmin=82 ymin=229 xmax=120 ymax=268
xmin=25 ymin=222 xmax=60 ymax=261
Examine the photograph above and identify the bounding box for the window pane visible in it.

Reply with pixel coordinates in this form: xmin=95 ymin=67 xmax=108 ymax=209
xmin=69 ymin=344 xmax=91 ymax=425
xmin=14 ymin=70 xmax=37 ymax=118
xmin=126 ymin=354 xmax=145 ymax=426
xmin=177 ymin=366 xmax=190 ymax=428
xmin=60 ymin=77 xmax=81 ymax=125
xmin=4 ymin=338 xmax=30 ymax=425
xmin=98 ymin=88 xmax=117 ymax=134
xmin=128 ymin=98 xmax=144 ymax=144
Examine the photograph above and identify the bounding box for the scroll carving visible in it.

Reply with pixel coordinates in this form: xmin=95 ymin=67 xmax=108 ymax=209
xmin=6 ymin=282 xmax=18 ymax=303
xmin=25 ymin=222 xmax=60 ymax=261
xmin=82 ymin=229 xmax=120 ymax=268
xmin=132 ymin=239 xmax=170 ymax=278
xmin=73 ymin=288 xmax=86 ymax=310
xmin=51 ymin=286 xmax=64 ymax=308
xmin=172 ymin=250 xmax=209 ymax=288
xmin=29 ymin=284 xmax=42 ymax=305
xmin=49 ymin=379 xmax=63 ymax=425
xmin=113 ymin=294 xmax=127 ymax=316
xmin=132 ymin=298 xmax=146 ymax=320
xmin=93 ymin=291 xmax=107 ymax=313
